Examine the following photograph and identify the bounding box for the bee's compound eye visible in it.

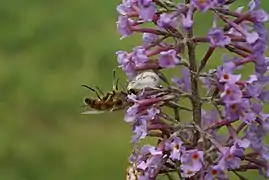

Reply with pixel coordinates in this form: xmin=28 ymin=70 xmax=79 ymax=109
xmin=127 ymin=71 xmax=160 ymax=90
xmin=84 ymin=98 xmax=91 ymax=105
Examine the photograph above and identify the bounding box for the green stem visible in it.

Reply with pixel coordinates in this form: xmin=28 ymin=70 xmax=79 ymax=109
xmin=186 ymin=28 xmax=202 ymax=127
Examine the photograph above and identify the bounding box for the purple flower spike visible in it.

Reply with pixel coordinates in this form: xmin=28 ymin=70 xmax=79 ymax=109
xmin=157 ymin=13 xmax=178 ymax=29
xmin=142 ymin=33 xmax=158 ymax=46
xmin=146 ymin=107 xmax=160 ymax=120
xmin=180 ymin=149 xmax=204 ymax=178
xmin=158 ymin=49 xmax=180 ymax=68
xmin=221 ymin=83 xmax=243 ymax=105
xmin=208 ymin=28 xmax=231 ymax=47
xmin=138 ymin=0 xmax=156 ymax=21
xmin=132 ymin=117 xmax=148 ymax=143
xmin=117 ymin=1 xmax=136 ymax=16
xmin=191 ymin=0 xmax=212 ymax=12
xmin=240 ymin=111 xmax=256 ymax=124
xmin=171 ymin=68 xmax=191 ymax=92
xmin=246 ymin=31 xmax=259 ymax=44
xmin=117 ymin=16 xmax=134 ymax=39
xmin=117 ymin=50 xmax=136 ymax=79
xmin=165 ymin=136 xmax=185 ymax=161
xmin=218 ymin=145 xmax=243 ymax=170
xmin=252 ymin=9 xmax=269 ymax=23
xmin=124 ymin=104 xmax=139 ymax=123
xmin=180 ymin=4 xmax=194 ymax=28
xmin=132 ymin=46 xmax=149 ymax=65
xmin=218 ymin=70 xmax=241 ymax=84
xmin=114 ymin=0 xmax=269 ymax=179
xmin=205 ymin=165 xmax=228 ymax=180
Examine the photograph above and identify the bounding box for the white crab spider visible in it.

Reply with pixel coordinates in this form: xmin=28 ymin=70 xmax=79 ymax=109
xmin=127 ymin=71 xmax=161 ymax=90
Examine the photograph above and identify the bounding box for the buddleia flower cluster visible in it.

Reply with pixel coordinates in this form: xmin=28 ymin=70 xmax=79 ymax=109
xmin=116 ymin=0 xmax=269 ymax=179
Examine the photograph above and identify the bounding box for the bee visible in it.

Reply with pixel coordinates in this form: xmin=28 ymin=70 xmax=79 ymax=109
xmin=82 ymin=86 xmax=128 ymax=114
xmin=82 ymin=70 xmax=161 ymax=115
xmin=82 ymin=70 xmax=129 ymax=114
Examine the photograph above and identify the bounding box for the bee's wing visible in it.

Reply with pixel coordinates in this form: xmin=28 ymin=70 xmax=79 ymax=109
xmin=81 ymin=110 xmax=107 ymax=115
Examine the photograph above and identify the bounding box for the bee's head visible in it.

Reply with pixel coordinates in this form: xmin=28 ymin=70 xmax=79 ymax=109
xmin=84 ymin=98 xmax=93 ymax=105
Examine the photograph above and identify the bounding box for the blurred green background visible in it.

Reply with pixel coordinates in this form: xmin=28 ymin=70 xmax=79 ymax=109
xmin=0 ymin=0 xmax=268 ymax=180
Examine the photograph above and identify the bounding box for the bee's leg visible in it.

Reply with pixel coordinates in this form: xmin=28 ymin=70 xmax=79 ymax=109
xmin=165 ymin=101 xmax=183 ymax=122
xmin=105 ymin=91 xmax=119 ymax=102
xmin=120 ymin=82 xmax=127 ymax=91
xmin=110 ymin=105 xmax=122 ymax=111
xmin=102 ymin=93 xmax=111 ymax=101
xmin=112 ymin=69 xmax=120 ymax=91
xmin=110 ymin=98 xmax=124 ymax=112
xmin=101 ymin=90 xmax=116 ymax=101
xmin=110 ymin=107 xmax=118 ymax=111
xmin=153 ymin=69 xmax=170 ymax=86
xmin=115 ymin=78 xmax=119 ymax=91
xmin=81 ymin=85 xmax=102 ymax=100
xmin=173 ymin=107 xmax=180 ymax=121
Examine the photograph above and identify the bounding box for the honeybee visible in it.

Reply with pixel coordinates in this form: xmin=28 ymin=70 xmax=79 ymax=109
xmin=82 ymin=86 xmax=128 ymax=114
xmin=82 ymin=70 xmax=129 ymax=114
xmin=82 ymin=70 xmax=161 ymax=114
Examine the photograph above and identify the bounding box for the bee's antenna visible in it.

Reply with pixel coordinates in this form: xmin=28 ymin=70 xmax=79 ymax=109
xmin=81 ymin=84 xmax=95 ymax=91
xmin=81 ymin=85 xmax=102 ymax=100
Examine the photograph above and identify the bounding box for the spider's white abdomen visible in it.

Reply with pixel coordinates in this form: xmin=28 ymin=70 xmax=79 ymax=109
xmin=127 ymin=71 xmax=160 ymax=90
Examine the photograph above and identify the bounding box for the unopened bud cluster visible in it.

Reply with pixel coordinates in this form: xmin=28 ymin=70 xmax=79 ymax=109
xmin=116 ymin=0 xmax=269 ymax=179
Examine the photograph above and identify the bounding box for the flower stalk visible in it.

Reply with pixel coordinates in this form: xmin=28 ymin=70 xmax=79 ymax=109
xmin=186 ymin=26 xmax=202 ymax=127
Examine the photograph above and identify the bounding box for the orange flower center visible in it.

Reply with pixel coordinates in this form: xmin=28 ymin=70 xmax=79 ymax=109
xmin=225 ymin=154 xmax=233 ymax=160
xmin=226 ymin=89 xmax=231 ymax=95
xmin=211 ymin=169 xmax=218 ymax=175
xmin=187 ymin=170 xmax=194 ymax=175
xmin=240 ymin=111 xmax=245 ymax=117
xmin=192 ymin=153 xmax=199 ymax=160
xmin=231 ymin=104 xmax=237 ymax=111
xmin=223 ymin=74 xmax=229 ymax=80
xmin=198 ymin=0 xmax=206 ymax=4
xmin=174 ymin=144 xmax=180 ymax=150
